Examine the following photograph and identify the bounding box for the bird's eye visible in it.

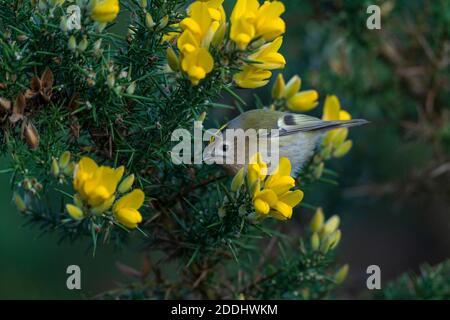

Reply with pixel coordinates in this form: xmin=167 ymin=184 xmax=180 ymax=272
xmin=222 ymin=144 xmax=229 ymax=152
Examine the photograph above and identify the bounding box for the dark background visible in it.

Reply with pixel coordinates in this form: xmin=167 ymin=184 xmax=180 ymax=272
xmin=1 ymin=0 xmax=449 ymax=299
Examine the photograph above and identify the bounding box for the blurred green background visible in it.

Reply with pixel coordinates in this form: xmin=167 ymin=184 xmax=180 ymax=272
xmin=1 ymin=0 xmax=449 ymax=299
xmin=0 ymin=156 xmax=140 ymax=299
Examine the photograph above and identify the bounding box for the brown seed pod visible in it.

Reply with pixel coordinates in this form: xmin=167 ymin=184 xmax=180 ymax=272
xmin=9 ymin=93 xmax=26 ymax=124
xmin=0 ymin=97 xmax=11 ymax=111
xmin=25 ymin=67 xmax=54 ymax=102
xmin=23 ymin=120 xmax=40 ymax=150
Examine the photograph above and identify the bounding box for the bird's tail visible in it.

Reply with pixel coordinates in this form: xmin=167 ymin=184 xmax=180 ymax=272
xmin=318 ymin=119 xmax=369 ymax=131
xmin=278 ymin=114 xmax=369 ymax=136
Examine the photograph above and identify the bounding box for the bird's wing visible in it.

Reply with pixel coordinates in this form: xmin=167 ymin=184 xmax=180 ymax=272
xmin=276 ymin=113 xmax=368 ymax=137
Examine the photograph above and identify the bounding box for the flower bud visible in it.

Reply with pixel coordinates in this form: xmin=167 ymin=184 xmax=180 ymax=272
xmin=63 ymin=162 xmax=75 ymax=176
xmin=158 ymin=15 xmax=169 ymax=30
xmin=68 ymin=35 xmax=77 ymax=51
xmin=272 ymin=74 xmax=285 ymax=100
xmin=331 ymin=129 xmax=348 ymax=147
xmin=314 ymin=162 xmax=324 ymax=179
xmin=93 ymin=39 xmax=102 ymax=51
xmin=320 ymin=235 xmax=333 ymax=253
xmin=60 ymin=17 xmax=69 ymax=32
xmin=333 ymin=140 xmax=353 ymax=158
xmin=114 ymin=85 xmax=123 ymax=95
xmin=107 ymin=73 xmax=115 ymax=88
xmin=310 ymin=232 xmax=320 ymax=251
xmin=59 ymin=151 xmax=71 ymax=169
xmin=166 ymin=47 xmax=179 ymax=72
xmin=284 ymin=75 xmax=301 ymax=99
xmin=320 ymin=143 xmax=333 ymax=159
xmin=140 ymin=0 xmax=147 ymax=9
xmin=66 ymin=204 xmax=84 ymax=220
xmin=218 ymin=206 xmax=226 ymax=219
xmin=78 ymin=36 xmax=88 ymax=52
xmin=96 ymin=22 xmax=107 ymax=33
xmin=14 ymin=193 xmax=27 ymax=212
xmin=310 ymin=207 xmax=324 ymax=233
xmin=231 ymin=167 xmax=245 ymax=192
xmin=73 ymin=194 xmax=83 ymax=208
xmin=321 ymin=215 xmax=340 ymax=238
xmin=145 ymin=12 xmax=156 ymax=29
xmin=126 ymin=82 xmax=137 ymax=95
xmin=51 ymin=157 xmax=60 ymax=177
xmin=118 ymin=174 xmax=135 ymax=194
xmin=334 ymin=264 xmax=349 ymax=284
xmin=17 ymin=34 xmax=28 ymax=42
xmin=329 ymin=229 xmax=342 ymax=249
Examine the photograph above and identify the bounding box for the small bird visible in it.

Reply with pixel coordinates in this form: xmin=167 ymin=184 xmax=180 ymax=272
xmin=204 ymin=109 xmax=368 ymax=175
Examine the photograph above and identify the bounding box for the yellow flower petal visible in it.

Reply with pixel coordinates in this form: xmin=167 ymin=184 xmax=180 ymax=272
xmin=287 ymin=90 xmax=319 ymax=112
xmin=254 ymin=198 xmax=270 ymax=215
xmin=339 ymin=110 xmax=352 ymax=121
xmin=181 ymin=48 xmax=214 ymax=85
xmin=249 ymin=37 xmax=286 ymax=70
xmin=265 ymin=176 xmax=295 ymax=195
xmin=234 ymin=65 xmax=272 ymax=88
xmin=180 ymin=17 xmax=203 ymax=36
xmin=322 ymin=95 xmax=341 ymax=121
xmin=278 ymin=190 xmax=304 ymax=208
xmin=115 ymin=208 xmax=143 ymax=229
xmin=271 ymin=201 xmax=292 ymax=219
xmin=91 ymin=0 xmax=120 ymax=23
xmin=177 ymin=30 xmax=200 ymax=53
xmin=114 ymin=189 xmax=145 ymax=212
xmin=254 ymin=189 xmax=278 ymax=207
xmin=254 ymin=0 xmax=285 ymax=41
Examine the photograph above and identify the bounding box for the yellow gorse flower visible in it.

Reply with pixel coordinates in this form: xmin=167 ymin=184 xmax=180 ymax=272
xmin=73 ymin=157 xmax=124 ymax=208
xmin=181 ymin=47 xmax=214 ymax=85
xmin=322 ymin=95 xmax=353 ymax=158
xmin=271 ymin=74 xmax=319 ymax=112
xmin=230 ymin=0 xmax=286 ymax=50
xmin=113 ymin=189 xmax=145 ymax=229
xmin=234 ymin=37 xmax=286 ymax=89
xmin=248 ymin=153 xmax=303 ymax=220
xmin=234 ymin=65 xmax=272 ymax=88
xmin=91 ymin=0 xmax=120 ymax=23
xmin=176 ymin=0 xmax=226 ymax=85
xmin=248 ymin=36 xmax=286 ymax=70
xmin=67 ymin=157 xmax=145 ymax=229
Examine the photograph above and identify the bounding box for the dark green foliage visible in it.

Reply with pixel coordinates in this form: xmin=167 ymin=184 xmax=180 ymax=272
xmin=379 ymin=260 xmax=450 ymax=300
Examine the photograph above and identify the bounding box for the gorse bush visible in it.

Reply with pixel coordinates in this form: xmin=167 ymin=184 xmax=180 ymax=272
xmin=1 ymin=0 xmax=366 ymax=299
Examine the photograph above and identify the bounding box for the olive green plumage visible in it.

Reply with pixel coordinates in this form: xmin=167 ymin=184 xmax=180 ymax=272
xmin=207 ymin=109 xmax=368 ymax=174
